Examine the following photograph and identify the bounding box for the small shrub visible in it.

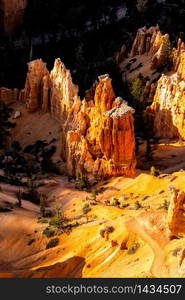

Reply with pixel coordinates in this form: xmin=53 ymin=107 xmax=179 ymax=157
xmin=38 ymin=218 xmax=49 ymax=224
xmin=112 ymin=198 xmax=120 ymax=207
xmin=135 ymin=200 xmax=142 ymax=210
xmin=21 ymin=178 xmax=41 ymax=204
xmin=46 ymin=238 xmax=59 ymax=249
xmin=150 ymin=166 xmax=160 ymax=177
xmin=27 ymin=239 xmax=35 ymax=246
xmin=83 ymin=203 xmax=91 ymax=214
xmin=100 ymin=226 xmax=115 ymax=239
xmin=105 ymin=226 xmax=115 ymax=234
xmin=43 ymin=227 xmax=56 ymax=238
xmin=0 ymin=205 xmax=12 ymax=213
xmin=49 ymin=204 xmax=68 ymax=229
xmin=83 ymin=203 xmax=91 ymax=221
xmin=158 ymin=200 xmax=169 ymax=210
xmin=129 ymin=77 xmax=145 ymax=101
xmin=172 ymin=248 xmax=181 ymax=257
xmin=49 ymin=215 xmax=68 ymax=228
xmin=75 ymin=171 xmax=90 ymax=191
xmin=91 ymin=188 xmax=98 ymax=200
xmin=127 ymin=243 xmax=140 ymax=255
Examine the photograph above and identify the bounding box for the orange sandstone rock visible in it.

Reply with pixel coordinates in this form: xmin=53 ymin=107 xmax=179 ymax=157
xmin=130 ymin=25 xmax=161 ymax=57
xmin=0 ymin=87 xmax=19 ymax=104
xmin=23 ymin=59 xmax=50 ymax=112
xmin=167 ymin=187 xmax=185 ymax=237
xmin=129 ymin=26 xmax=171 ymax=70
xmin=8 ymin=58 xmax=136 ymax=179
xmin=146 ymin=43 xmax=185 ymax=140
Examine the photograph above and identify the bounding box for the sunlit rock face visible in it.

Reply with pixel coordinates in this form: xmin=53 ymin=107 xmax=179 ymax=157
xmin=167 ymin=187 xmax=185 ymax=238
xmin=129 ymin=25 xmax=170 ymax=69
xmin=62 ymin=75 xmax=136 ymax=179
xmin=146 ymin=39 xmax=185 ymax=140
xmin=0 ymin=0 xmax=27 ymax=35
xmin=23 ymin=59 xmax=50 ymax=113
xmin=15 ymin=59 xmax=136 ymax=179
xmin=50 ymin=58 xmax=79 ymax=121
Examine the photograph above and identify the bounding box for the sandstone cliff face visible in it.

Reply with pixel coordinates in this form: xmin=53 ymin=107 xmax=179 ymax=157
xmin=7 ymin=59 xmax=136 ymax=179
xmin=167 ymin=187 xmax=185 ymax=237
xmin=0 ymin=0 xmax=27 ymax=35
xmin=146 ymin=39 xmax=185 ymax=140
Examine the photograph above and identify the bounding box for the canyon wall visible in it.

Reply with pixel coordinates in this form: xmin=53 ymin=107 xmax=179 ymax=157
xmin=146 ymin=39 xmax=185 ymax=140
xmin=2 ymin=58 xmax=136 ymax=179
xmin=129 ymin=26 xmax=185 ymax=140
xmin=0 ymin=0 xmax=27 ymax=35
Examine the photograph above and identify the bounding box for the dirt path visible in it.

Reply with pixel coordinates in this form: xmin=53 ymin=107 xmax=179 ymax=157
xmin=125 ymin=218 xmax=169 ymax=278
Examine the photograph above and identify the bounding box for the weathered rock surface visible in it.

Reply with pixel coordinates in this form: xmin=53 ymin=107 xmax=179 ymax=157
xmin=167 ymin=187 xmax=185 ymax=237
xmin=6 ymin=59 xmax=136 ymax=179
xmin=0 ymin=0 xmax=27 ymax=35
xmin=146 ymin=39 xmax=185 ymax=140
xmin=0 ymin=87 xmax=20 ymax=104
xmin=129 ymin=26 xmax=171 ymax=69
xmin=23 ymin=59 xmax=50 ymax=112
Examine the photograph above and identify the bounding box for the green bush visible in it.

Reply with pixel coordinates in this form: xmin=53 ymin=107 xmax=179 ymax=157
xmin=49 ymin=204 xmax=68 ymax=229
xmin=46 ymin=238 xmax=60 ymax=249
xmin=21 ymin=177 xmax=41 ymax=204
xmin=127 ymin=243 xmax=140 ymax=255
xmin=27 ymin=239 xmax=35 ymax=246
xmin=129 ymin=77 xmax=145 ymax=102
xmin=43 ymin=227 xmax=56 ymax=238
xmin=75 ymin=171 xmax=90 ymax=191
xmin=112 ymin=198 xmax=120 ymax=207
xmin=0 ymin=206 xmax=12 ymax=213
xmin=91 ymin=188 xmax=98 ymax=200
xmin=150 ymin=166 xmax=160 ymax=177
xmin=135 ymin=200 xmax=142 ymax=210
xmin=38 ymin=218 xmax=49 ymax=224
xmin=83 ymin=203 xmax=91 ymax=215
xmin=158 ymin=200 xmax=169 ymax=211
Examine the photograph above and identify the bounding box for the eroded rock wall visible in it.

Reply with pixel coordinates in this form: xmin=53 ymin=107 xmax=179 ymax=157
xmin=8 ymin=58 xmax=136 ymax=179
xmin=146 ymin=39 xmax=185 ymax=140
xmin=129 ymin=26 xmax=171 ymax=70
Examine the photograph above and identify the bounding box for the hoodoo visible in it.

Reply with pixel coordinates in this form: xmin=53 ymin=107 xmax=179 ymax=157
xmin=1 ymin=58 xmax=136 ymax=179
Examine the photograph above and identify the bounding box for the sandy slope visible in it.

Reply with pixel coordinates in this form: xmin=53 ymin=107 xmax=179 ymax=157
xmin=0 ymin=103 xmax=185 ymax=278
xmin=1 ymin=171 xmax=185 ymax=278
